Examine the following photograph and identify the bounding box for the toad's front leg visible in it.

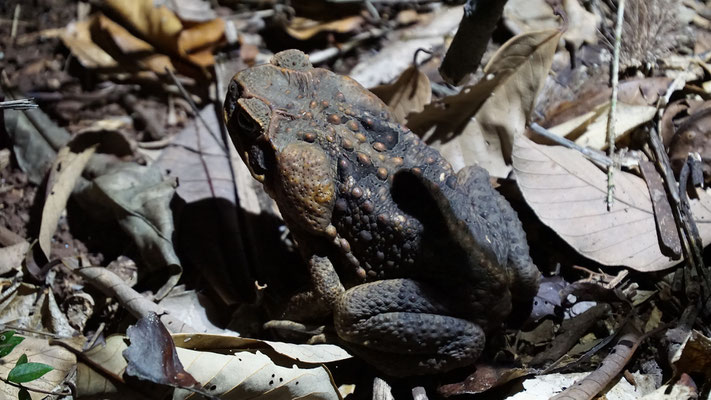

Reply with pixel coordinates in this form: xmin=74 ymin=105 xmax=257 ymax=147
xmin=334 ymin=278 xmax=485 ymax=376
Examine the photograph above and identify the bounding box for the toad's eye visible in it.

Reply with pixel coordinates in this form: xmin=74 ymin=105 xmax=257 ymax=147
xmin=237 ymin=108 xmax=260 ymax=138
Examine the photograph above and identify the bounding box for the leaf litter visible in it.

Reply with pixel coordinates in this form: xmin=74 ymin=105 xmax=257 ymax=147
xmin=4 ymin=0 xmax=711 ymax=398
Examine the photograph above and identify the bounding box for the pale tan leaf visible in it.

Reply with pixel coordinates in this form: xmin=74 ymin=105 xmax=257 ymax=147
xmin=503 ymin=0 xmax=599 ymax=47
xmin=39 ymin=144 xmax=97 ymax=259
xmin=350 ymin=6 xmax=463 ymax=88
xmin=370 ymin=65 xmax=431 ymax=125
xmin=286 ymin=16 xmax=364 ymax=40
xmin=512 ymin=135 xmax=711 ymax=271
xmin=76 ymin=335 xmax=127 ymax=397
xmin=0 ymin=336 xmax=76 ymax=400
xmin=409 ymin=29 xmax=561 ymax=177
xmin=60 ymin=17 xmax=118 ymax=69
xmin=172 ymin=333 xmax=352 ymax=364
xmin=547 ymin=102 xmax=657 ymax=149
xmin=173 ymin=347 xmax=340 ymax=400
xmin=0 ymin=241 xmax=29 ymax=274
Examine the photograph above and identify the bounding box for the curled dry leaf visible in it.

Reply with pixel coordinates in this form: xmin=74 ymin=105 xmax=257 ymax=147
xmin=671 ymin=330 xmax=711 ymax=380
xmin=39 ymin=144 xmax=96 ymax=260
xmin=512 ymin=135 xmax=711 ymax=271
xmin=370 ymin=65 xmax=431 ymax=125
xmin=60 ymin=18 xmax=118 ymax=69
xmin=124 ymin=313 xmax=202 ymax=392
xmin=408 ymin=29 xmax=561 ymax=177
xmin=285 ymin=16 xmax=364 ymax=40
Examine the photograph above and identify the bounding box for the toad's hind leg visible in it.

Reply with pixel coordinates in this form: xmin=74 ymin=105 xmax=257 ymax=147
xmin=334 ymin=278 xmax=485 ymax=376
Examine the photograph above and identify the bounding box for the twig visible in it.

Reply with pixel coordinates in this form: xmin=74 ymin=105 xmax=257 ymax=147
xmin=10 ymin=4 xmax=20 ymax=40
xmin=0 ymin=98 xmax=37 ymax=110
xmin=550 ymin=324 xmax=642 ymax=400
xmin=529 ymin=122 xmax=612 ymax=167
xmin=605 ymin=0 xmax=625 ymax=210
xmin=308 ymin=28 xmax=385 ymax=64
xmin=164 ymin=67 xmax=226 ymax=152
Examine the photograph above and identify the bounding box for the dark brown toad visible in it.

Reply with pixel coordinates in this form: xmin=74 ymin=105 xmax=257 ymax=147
xmin=223 ymin=49 xmax=540 ymax=376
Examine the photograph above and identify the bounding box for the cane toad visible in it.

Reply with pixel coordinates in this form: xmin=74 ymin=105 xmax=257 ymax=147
xmin=224 ymin=50 xmax=540 ymax=375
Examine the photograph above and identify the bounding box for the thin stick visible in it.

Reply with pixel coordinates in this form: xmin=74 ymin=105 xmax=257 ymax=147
xmin=529 ymin=123 xmax=612 ymax=168
xmin=10 ymin=4 xmax=20 ymax=39
xmin=0 ymin=98 xmax=37 ymax=110
xmin=606 ymin=0 xmax=625 ymax=210
xmin=164 ymin=67 xmax=226 ymax=152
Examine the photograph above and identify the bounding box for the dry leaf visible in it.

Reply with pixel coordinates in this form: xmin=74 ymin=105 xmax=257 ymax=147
xmin=547 ymin=102 xmax=657 ymax=149
xmin=370 ymin=65 xmax=431 ymax=125
xmin=76 ymin=335 xmax=128 ymax=397
xmin=105 ymin=0 xmax=183 ymax=49
xmin=512 ymin=135 xmax=711 ymax=271
xmin=0 ymin=336 xmax=76 ymax=399
xmin=60 ymin=17 xmax=118 ymax=69
xmin=409 ymin=29 xmax=561 ymax=177
xmin=350 ymin=6 xmax=463 ymax=88
xmin=172 ymin=333 xmax=352 ymax=364
xmin=95 ymin=13 xmax=175 ymax=74
xmin=0 ymin=241 xmax=29 ymax=275
xmin=39 ymin=144 xmax=96 ymax=260
xmin=504 ymin=0 xmax=598 ymax=47
xmin=173 ymin=347 xmax=340 ymax=399
xmin=285 ymin=16 xmax=364 ymax=40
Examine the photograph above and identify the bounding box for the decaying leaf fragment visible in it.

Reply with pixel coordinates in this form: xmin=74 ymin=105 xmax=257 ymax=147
xmin=408 ymin=29 xmax=561 ymax=177
xmin=512 ymin=136 xmax=711 ymax=271
xmin=370 ymin=65 xmax=431 ymax=125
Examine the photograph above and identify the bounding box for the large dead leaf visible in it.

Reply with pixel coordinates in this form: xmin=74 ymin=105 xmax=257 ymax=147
xmin=370 ymin=65 xmax=431 ymax=125
xmin=408 ymin=29 xmax=561 ymax=177
xmin=512 ymin=135 xmax=711 ymax=271
xmin=60 ymin=18 xmax=118 ymax=69
xmin=77 ymin=163 xmax=181 ymax=296
xmin=173 ymin=347 xmax=340 ymax=399
xmin=0 ymin=241 xmax=29 ymax=275
xmin=39 ymin=144 xmax=96 ymax=260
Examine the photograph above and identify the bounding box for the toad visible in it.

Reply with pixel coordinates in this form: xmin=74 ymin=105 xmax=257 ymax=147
xmin=224 ymin=50 xmax=540 ymax=375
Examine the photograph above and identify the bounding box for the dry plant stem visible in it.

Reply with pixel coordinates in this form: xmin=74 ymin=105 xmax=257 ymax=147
xmin=0 ymin=98 xmax=37 ymax=110
xmin=10 ymin=5 xmax=20 ymax=39
xmin=549 ymin=325 xmax=642 ymax=400
xmin=164 ymin=67 xmax=226 ymax=152
xmin=606 ymin=0 xmax=625 ymax=210
xmin=531 ymin=303 xmax=611 ymax=366
xmin=647 ymin=127 xmax=711 ymax=303
xmin=308 ymin=28 xmax=385 ymax=64
xmin=528 ymin=123 xmax=612 ymax=167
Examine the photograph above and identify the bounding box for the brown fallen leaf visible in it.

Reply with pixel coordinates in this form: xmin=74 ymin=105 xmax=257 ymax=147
xmin=39 ymin=144 xmax=97 ymax=260
xmin=60 ymin=17 xmax=118 ymax=69
xmin=124 ymin=313 xmax=202 ymax=392
xmin=370 ymin=65 xmax=431 ymax=125
xmin=285 ymin=15 xmax=364 ymax=40
xmin=512 ymin=135 xmax=711 ymax=271
xmin=95 ymin=13 xmax=174 ymax=74
xmin=408 ymin=29 xmax=561 ymax=177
